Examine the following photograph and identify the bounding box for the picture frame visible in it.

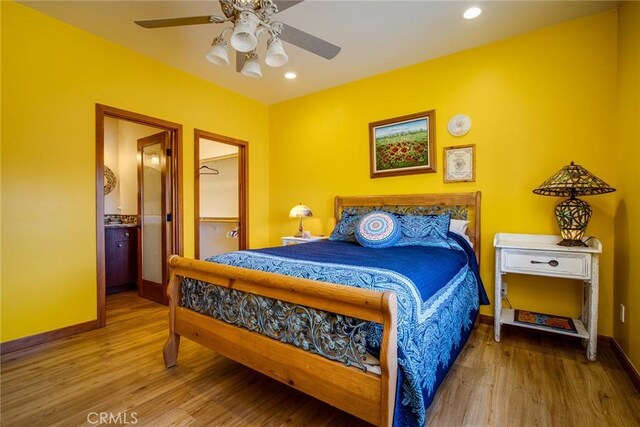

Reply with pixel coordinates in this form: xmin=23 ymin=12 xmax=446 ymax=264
xmin=369 ymin=110 xmax=436 ymax=178
xmin=443 ymin=144 xmax=476 ymax=183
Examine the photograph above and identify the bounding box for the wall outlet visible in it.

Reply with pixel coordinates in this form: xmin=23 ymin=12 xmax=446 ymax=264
xmin=501 ymin=282 xmax=507 ymax=298
xmin=620 ymin=304 xmax=625 ymax=323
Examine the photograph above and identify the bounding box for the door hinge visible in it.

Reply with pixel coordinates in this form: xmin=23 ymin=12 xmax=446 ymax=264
xmin=166 ymin=213 xmax=172 ymax=222
xmin=166 ymin=148 xmax=172 ymax=157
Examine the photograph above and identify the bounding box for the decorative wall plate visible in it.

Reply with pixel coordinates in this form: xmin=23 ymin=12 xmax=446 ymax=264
xmin=448 ymin=114 xmax=472 ymax=136
xmin=104 ymin=166 xmax=116 ymax=195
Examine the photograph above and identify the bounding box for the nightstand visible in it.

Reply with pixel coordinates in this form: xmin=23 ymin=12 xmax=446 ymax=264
xmin=281 ymin=236 xmax=328 ymax=246
xmin=493 ymin=233 xmax=602 ymax=361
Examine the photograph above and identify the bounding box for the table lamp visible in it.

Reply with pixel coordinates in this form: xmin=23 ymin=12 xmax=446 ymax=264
xmin=533 ymin=161 xmax=615 ymax=246
xmin=289 ymin=203 xmax=313 ymax=237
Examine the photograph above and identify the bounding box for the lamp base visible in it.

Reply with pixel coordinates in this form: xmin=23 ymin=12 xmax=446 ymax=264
xmin=554 ymin=197 xmax=592 ymax=248
xmin=557 ymin=239 xmax=587 ymax=247
xmin=294 ymin=217 xmax=304 ymax=237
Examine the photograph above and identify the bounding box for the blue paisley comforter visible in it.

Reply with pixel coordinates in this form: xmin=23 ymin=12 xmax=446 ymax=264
xmin=208 ymin=233 xmax=488 ymax=426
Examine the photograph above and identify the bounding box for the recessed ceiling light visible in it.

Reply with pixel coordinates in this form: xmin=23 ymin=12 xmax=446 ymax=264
xmin=463 ymin=7 xmax=482 ymax=20
xmin=284 ymin=72 xmax=297 ymax=80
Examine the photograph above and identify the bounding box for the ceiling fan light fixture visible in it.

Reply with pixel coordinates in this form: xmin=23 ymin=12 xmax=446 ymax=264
xmin=135 ymin=0 xmax=342 ymax=79
xmin=230 ymin=11 xmax=259 ymax=52
xmin=241 ymin=51 xmax=262 ymax=78
xmin=265 ymin=37 xmax=288 ymax=67
xmin=205 ymin=36 xmax=230 ymax=65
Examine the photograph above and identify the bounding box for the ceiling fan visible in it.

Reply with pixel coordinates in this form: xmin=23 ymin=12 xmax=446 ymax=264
xmin=134 ymin=0 xmax=341 ymax=78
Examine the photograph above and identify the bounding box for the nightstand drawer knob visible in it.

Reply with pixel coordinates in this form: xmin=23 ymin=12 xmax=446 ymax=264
xmin=531 ymin=259 xmax=559 ymax=267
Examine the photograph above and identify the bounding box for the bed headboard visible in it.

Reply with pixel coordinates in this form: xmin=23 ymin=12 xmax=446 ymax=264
xmin=334 ymin=192 xmax=482 ymax=263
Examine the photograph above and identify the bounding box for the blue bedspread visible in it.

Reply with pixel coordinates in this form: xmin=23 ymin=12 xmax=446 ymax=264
xmin=209 ymin=233 xmax=488 ymax=426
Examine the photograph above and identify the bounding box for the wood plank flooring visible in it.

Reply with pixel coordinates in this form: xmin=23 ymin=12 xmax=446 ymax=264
xmin=1 ymin=292 xmax=639 ymax=426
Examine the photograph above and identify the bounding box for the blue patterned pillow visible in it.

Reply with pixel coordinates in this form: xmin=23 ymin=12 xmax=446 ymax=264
xmin=329 ymin=211 xmax=361 ymax=243
xmin=355 ymin=211 xmax=401 ymax=248
xmin=396 ymin=214 xmax=452 ymax=248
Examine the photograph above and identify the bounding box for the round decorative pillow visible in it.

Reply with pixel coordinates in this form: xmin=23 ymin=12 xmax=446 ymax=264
xmin=355 ymin=211 xmax=401 ymax=248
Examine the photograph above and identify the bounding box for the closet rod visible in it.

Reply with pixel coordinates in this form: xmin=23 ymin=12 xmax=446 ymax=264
xmin=200 ymin=217 xmax=239 ymax=223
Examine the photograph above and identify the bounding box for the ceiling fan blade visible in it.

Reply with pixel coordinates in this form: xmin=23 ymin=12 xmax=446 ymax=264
xmin=273 ymin=0 xmax=305 ymax=13
xmin=280 ymin=23 xmax=341 ymax=60
xmin=134 ymin=15 xmax=222 ymax=29
xmin=236 ymin=50 xmax=245 ymax=73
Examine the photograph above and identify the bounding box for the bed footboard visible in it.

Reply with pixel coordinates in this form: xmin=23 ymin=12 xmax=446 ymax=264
xmin=163 ymin=255 xmax=398 ymax=427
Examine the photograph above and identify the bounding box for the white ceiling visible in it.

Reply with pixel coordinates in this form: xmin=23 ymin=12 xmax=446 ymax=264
xmin=200 ymin=138 xmax=239 ymax=159
xmin=20 ymin=0 xmax=619 ymax=105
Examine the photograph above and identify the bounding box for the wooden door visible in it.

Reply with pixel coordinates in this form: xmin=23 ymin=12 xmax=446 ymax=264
xmin=137 ymin=132 xmax=172 ymax=304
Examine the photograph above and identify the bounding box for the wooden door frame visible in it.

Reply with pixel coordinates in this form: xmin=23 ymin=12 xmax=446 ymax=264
xmin=96 ymin=104 xmax=183 ymax=327
xmin=194 ymin=129 xmax=248 ymax=259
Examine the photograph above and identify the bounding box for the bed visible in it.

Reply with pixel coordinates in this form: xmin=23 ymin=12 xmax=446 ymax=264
xmin=163 ymin=192 xmax=488 ymax=426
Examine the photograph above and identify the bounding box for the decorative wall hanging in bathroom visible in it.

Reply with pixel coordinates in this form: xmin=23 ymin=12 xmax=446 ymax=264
xmin=104 ymin=166 xmax=117 ymax=195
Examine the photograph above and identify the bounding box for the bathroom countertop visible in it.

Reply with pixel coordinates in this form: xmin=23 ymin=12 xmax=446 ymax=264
xmin=104 ymin=223 xmax=137 ymax=228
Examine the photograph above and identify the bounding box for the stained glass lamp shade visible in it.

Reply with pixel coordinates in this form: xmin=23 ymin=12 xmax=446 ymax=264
xmin=533 ymin=161 xmax=615 ymax=246
xmin=289 ymin=204 xmax=313 ymax=237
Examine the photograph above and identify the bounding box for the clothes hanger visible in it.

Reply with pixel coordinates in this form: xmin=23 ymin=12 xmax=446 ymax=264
xmin=199 ymin=165 xmax=219 ymax=175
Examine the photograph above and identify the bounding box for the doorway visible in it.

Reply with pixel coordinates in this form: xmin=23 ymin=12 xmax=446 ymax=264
xmin=96 ymin=104 xmax=183 ymax=327
xmin=194 ymin=129 xmax=248 ymax=259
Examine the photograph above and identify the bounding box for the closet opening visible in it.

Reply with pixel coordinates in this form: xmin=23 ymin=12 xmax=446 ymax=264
xmin=194 ymin=129 xmax=248 ymax=259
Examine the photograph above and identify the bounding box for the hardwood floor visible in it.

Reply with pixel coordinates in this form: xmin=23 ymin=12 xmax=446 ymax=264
xmin=1 ymin=292 xmax=639 ymax=426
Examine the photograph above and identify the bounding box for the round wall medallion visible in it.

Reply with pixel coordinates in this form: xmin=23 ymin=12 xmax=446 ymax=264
xmin=104 ymin=166 xmax=116 ymax=195
xmin=448 ymin=114 xmax=472 ymax=136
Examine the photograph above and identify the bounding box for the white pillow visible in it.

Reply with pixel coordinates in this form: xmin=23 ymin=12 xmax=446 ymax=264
xmin=449 ymin=219 xmax=473 ymax=247
xmin=449 ymin=219 xmax=469 ymax=235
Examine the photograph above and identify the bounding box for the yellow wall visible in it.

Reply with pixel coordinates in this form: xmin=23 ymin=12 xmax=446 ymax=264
xmin=269 ymin=11 xmax=619 ymax=334
xmin=1 ymin=0 xmax=635 ymax=380
xmin=614 ymin=2 xmax=640 ymax=372
xmin=0 ymin=2 xmax=270 ymax=342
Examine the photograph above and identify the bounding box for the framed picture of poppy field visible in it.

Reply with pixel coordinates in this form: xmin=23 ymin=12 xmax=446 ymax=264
xmin=369 ymin=110 xmax=436 ymax=178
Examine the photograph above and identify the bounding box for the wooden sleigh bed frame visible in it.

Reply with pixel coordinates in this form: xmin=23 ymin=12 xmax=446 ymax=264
xmin=163 ymin=192 xmax=481 ymax=426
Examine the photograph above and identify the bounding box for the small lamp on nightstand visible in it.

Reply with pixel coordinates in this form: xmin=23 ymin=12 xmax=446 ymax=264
xmin=289 ymin=203 xmax=313 ymax=237
xmin=533 ymin=161 xmax=615 ymax=246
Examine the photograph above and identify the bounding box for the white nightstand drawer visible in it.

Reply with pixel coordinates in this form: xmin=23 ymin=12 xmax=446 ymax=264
xmin=501 ymin=249 xmax=591 ymax=279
